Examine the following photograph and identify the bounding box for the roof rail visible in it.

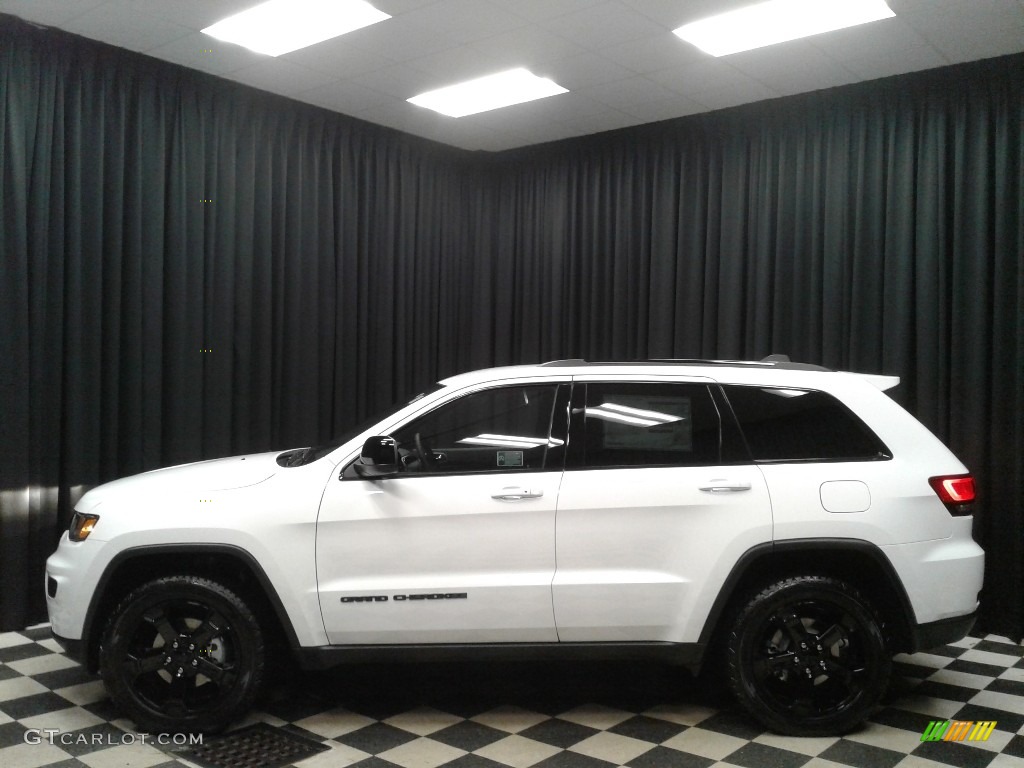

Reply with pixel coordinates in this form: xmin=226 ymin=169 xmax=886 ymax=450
xmin=540 ymin=357 xmax=831 ymax=372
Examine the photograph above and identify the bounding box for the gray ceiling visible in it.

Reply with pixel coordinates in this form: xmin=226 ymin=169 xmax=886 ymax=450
xmin=2 ymin=0 xmax=1023 ymax=151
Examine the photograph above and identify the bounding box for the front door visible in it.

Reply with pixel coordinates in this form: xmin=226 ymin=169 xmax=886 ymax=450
xmin=317 ymin=381 xmax=568 ymax=644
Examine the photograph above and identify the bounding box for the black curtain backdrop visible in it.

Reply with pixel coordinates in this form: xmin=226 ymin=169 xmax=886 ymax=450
xmin=2 ymin=15 xmax=1021 ymax=640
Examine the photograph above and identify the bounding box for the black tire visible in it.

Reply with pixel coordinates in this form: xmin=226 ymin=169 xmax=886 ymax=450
xmin=99 ymin=575 xmax=265 ymax=734
xmin=725 ymin=575 xmax=890 ymax=736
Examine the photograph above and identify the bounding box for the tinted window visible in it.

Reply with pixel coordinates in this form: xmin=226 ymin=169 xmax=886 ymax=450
xmin=723 ymin=386 xmax=890 ymax=462
xmin=577 ymin=383 xmax=721 ymax=468
xmin=392 ymin=385 xmax=560 ymax=474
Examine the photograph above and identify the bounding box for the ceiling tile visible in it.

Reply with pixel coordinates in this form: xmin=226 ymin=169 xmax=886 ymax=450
xmin=648 ymin=59 xmax=757 ymax=98
xmin=600 ymin=32 xmax=705 ymax=74
xmin=618 ymin=96 xmax=705 ymax=123
xmin=544 ymin=0 xmax=668 ymax=52
xmin=528 ymin=90 xmax=622 ymax=122
xmin=299 ymin=79 xmax=393 ymax=114
xmin=329 ymin=10 xmax=463 ymax=60
xmin=363 ymin=100 xmax=515 ymax=150
xmin=124 ymin=0 xmax=253 ymax=30
xmin=400 ymin=45 xmax=508 ymax=81
xmin=57 ymin=0 xmax=192 ymax=52
xmin=148 ymin=31 xmax=269 ymax=75
xmin=350 ymin=97 xmax=431 ymax=132
xmin=414 ymin=0 xmax=529 ymax=43
xmin=841 ymin=44 xmax=950 ymax=81
xmin=543 ymin=51 xmax=635 ymax=90
xmin=350 ymin=62 xmax=441 ymax=99
xmin=374 ymin=0 xmax=444 ymax=15
xmin=0 ymin=0 xmax=108 ymax=26
xmin=618 ymin=0 xmax=750 ymax=29
xmin=281 ymin=38 xmax=397 ymax=78
xmin=579 ymin=75 xmax=685 ymax=112
xmin=928 ymin=25 xmax=1024 ymax=62
xmin=517 ymin=124 xmax=591 ymax=147
xmin=471 ymin=103 xmax=635 ymax=138
xmin=558 ymin=107 xmax=637 ymax=134
xmin=468 ymin=25 xmax=586 ymax=66
xmin=230 ymin=59 xmax=339 ymax=97
xmin=498 ymin=0 xmax=607 ymax=24
xmin=726 ymin=41 xmax=860 ymax=95
xmin=493 ymin=122 xmax=582 ymax=150
xmin=688 ymin=80 xmax=779 ymax=112
xmin=903 ymin=2 xmax=1024 ymax=61
xmin=889 ymin=0 xmax=1019 ymax=12
xmin=806 ymin=16 xmax=930 ymax=62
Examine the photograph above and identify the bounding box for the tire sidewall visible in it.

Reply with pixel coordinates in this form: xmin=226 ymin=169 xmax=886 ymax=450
xmin=727 ymin=577 xmax=890 ymax=736
xmin=100 ymin=576 xmax=263 ymax=734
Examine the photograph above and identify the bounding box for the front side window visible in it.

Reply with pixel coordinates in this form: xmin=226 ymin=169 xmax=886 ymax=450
xmin=722 ymin=385 xmax=891 ymax=462
xmin=573 ymin=383 xmax=722 ymax=468
xmin=391 ymin=385 xmax=562 ymax=474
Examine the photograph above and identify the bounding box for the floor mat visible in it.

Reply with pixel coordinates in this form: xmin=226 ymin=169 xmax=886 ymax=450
xmin=172 ymin=722 xmax=328 ymax=768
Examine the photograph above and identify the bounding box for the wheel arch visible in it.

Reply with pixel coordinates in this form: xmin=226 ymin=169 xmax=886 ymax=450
xmin=697 ymin=538 xmax=917 ymax=665
xmin=81 ymin=544 xmax=300 ymax=673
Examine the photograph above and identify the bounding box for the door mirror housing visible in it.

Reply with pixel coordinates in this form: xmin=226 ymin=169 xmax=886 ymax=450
xmin=354 ymin=436 xmax=400 ymax=478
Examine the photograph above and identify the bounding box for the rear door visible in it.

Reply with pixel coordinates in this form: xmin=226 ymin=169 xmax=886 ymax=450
xmin=552 ymin=376 xmax=772 ymax=643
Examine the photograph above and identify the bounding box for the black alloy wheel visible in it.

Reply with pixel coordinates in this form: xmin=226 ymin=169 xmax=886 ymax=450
xmin=100 ymin=575 xmax=264 ymax=734
xmin=726 ymin=575 xmax=890 ymax=736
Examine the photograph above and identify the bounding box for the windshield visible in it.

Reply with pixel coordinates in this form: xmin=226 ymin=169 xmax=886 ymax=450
xmin=282 ymin=384 xmax=446 ymax=466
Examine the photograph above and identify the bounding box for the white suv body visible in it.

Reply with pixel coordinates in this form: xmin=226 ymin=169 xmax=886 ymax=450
xmin=45 ymin=359 xmax=984 ymax=736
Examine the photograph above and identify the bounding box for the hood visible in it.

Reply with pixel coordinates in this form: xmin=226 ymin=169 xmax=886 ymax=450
xmin=75 ymin=451 xmax=283 ymax=514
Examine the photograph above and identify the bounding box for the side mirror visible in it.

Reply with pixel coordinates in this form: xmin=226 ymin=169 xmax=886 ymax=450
xmin=354 ymin=436 xmax=400 ymax=478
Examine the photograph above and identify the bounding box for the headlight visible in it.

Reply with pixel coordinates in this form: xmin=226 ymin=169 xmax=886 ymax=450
xmin=69 ymin=512 xmax=99 ymax=541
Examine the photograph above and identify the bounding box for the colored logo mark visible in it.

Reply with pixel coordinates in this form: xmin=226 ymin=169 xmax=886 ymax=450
xmin=920 ymin=720 xmax=996 ymax=742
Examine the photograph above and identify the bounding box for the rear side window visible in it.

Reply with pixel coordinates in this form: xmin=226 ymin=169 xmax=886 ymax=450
xmin=574 ymin=383 xmax=721 ymax=468
xmin=722 ymin=386 xmax=890 ymax=462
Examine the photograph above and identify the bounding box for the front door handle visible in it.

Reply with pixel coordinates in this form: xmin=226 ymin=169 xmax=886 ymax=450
xmin=699 ymin=479 xmax=752 ymax=493
xmin=492 ymin=487 xmax=544 ymax=501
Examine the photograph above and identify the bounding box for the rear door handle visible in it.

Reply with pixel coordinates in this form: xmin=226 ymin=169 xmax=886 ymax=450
xmin=699 ymin=480 xmax=752 ymax=493
xmin=492 ymin=487 xmax=544 ymax=501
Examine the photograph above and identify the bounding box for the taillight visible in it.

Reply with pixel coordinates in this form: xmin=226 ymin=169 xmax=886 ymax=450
xmin=928 ymin=474 xmax=976 ymax=516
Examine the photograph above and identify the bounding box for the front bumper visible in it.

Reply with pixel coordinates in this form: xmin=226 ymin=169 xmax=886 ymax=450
xmin=51 ymin=630 xmax=87 ymax=666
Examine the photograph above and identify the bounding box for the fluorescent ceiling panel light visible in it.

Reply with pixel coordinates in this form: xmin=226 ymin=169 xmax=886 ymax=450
xmin=599 ymin=402 xmax=685 ymax=424
xmin=202 ymin=0 xmax=390 ymax=57
xmin=458 ymin=434 xmax=554 ymax=449
xmin=407 ymin=68 xmax=568 ymax=118
xmin=673 ymin=0 xmax=895 ymax=57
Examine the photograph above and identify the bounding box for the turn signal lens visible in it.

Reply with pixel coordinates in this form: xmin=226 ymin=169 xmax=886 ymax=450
xmin=928 ymin=474 xmax=976 ymax=515
xmin=69 ymin=512 xmax=100 ymax=542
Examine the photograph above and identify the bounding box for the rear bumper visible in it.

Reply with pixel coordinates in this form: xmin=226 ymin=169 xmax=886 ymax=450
xmin=909 ymin=611 xmax=977 ymax=653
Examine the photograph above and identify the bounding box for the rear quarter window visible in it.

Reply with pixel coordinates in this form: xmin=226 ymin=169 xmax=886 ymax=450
xmin=722 ymin=385 xmax=891 ymax=462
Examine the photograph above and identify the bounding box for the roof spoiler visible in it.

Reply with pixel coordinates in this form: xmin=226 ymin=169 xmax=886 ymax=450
xmin=858 ymin=373 xmax=900 ymax=391
xmin=761 ymin=356 xmax=897 ymax=391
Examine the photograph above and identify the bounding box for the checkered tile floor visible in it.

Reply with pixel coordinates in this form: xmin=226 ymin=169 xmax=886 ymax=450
xmin=2 ymin=626 xmax=1023 ymax=768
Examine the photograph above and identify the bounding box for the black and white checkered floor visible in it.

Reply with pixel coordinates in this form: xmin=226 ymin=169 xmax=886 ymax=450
xmin=2 ymin=625 xmax=1024 ymax=768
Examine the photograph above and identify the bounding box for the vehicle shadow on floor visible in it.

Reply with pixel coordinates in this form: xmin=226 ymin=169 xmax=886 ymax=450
xmin=258 ymin=658 xmax=730 ymax=723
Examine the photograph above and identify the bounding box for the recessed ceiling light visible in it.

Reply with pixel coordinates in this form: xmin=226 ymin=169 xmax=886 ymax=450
xmin=673 ymin=0 xmax=895 ymax=57
xmin=202 ymin=0 xmax=391 ymax=57
xmin=407 ymin=68 xmax=569 ymax=118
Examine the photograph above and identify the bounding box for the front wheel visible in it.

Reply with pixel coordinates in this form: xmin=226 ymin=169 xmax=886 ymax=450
xmin=726 ymin=575 xmax=890 ymax=736
xmin=99 ymin=575 xmax=265 ymax=734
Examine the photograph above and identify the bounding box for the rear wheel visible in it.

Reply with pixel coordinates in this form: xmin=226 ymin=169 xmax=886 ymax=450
xmin=726 ymin=575 xmax=890 ymax=736
xmin=99 ymin=575 xmax=264 ymax=734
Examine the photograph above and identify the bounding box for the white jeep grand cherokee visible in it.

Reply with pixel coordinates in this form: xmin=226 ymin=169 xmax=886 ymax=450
xmin=45 ymin=358 xmax=984 ymax=736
